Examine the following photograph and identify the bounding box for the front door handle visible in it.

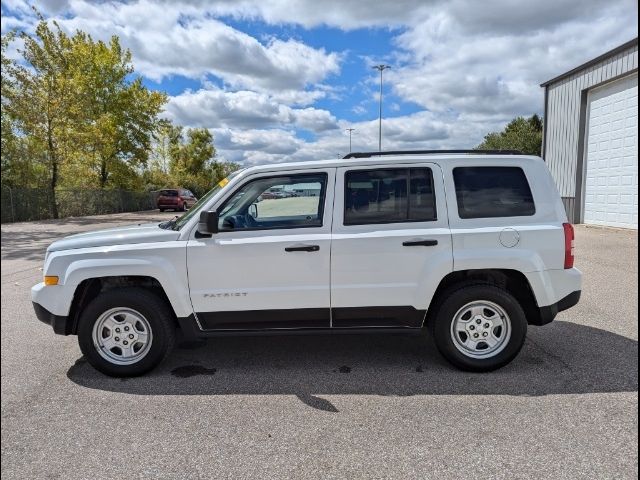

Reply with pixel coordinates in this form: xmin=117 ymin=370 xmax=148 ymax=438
xmin=402 ymin=239 xmax=438 ymax=247
xmin=285 ymin=244 xmax=320 ymax=252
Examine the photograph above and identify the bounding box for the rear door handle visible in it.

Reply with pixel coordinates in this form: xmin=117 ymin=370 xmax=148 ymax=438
xmin=402 ymin=239 xmax=438 ymax=247
xmin=285 ymin=244 xmax=320 ymax=252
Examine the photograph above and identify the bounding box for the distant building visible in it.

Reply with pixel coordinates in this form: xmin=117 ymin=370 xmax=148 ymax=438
xmin=541 ymin=38 xmax=638 ymax=229
xmin=284 ymin=183 xmax=322 ymax=196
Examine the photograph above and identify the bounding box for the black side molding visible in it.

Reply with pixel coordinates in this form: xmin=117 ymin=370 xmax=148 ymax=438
xmin=196 ymin=308 xmax=330 ymax=330
xmin=176 ymin=306 xmax=427 ymax=337
xmin=531 ymin=290 xmax=582 ymax=326
xmin=332 ymin=306 xmax=426 ymax=328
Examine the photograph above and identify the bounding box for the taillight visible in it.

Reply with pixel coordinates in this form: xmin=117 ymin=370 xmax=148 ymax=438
xmin=563 ymin=223 xmax=575 ymax=269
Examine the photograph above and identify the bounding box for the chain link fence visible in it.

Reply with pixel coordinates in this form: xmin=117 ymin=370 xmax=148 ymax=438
xmin=1 ymin=187 xmax=158 ymax=223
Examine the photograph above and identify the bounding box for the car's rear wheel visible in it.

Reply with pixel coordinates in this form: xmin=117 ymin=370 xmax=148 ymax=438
xmin=77 ymin=288 xmax=175 ymax=377
xmin=431 ymin=285 xmax=527 ymax=372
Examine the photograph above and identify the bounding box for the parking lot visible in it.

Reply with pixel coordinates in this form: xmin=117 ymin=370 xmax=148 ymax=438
xmin=1 ymin=211 xmax=638 ymax=479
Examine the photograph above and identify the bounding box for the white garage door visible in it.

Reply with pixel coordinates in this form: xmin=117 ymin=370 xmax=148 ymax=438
xmin=584 ymin=73 xmax=638 ymax=229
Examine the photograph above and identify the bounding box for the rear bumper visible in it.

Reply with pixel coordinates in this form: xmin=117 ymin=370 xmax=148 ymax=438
xmin=33 ymin=302 xmax=72 ymax=335
xmin=530 ymin=290 xmax=581 ymax=326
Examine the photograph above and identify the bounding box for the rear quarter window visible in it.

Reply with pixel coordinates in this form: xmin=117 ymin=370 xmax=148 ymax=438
xmin=344 ymin=168 xmax=437 ymax=225
xmin=453 ymin=167 xmax=535 ymax=219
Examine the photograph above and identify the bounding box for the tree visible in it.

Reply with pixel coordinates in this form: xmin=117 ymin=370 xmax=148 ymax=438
xmin=170 ymin=128 xmax=215 ymax=175
xmin=144 ymin=122 xmax=239 ymax=196
xmin=2 ymin=12 xmax=167 ymax=217
xmin=2 ymin=10 xmax=234 ymax=217
xmin=149 ymin=119 xmax=182 ymax=175
xmin=2 ymin=33 xmax=45 ymax=189
xmin=2 ymin=18 xmax=79 ymax=217
xmin=69 ymin=33 xmax=166 ymax=188
xmin=169 ymin=127 xmax=221 ymax=196
xmin=1 ymin=33 xmax=21 ymax=187
xmin=476 ymin=114 xmax=543 ymax=156
xmin=142 ymin=120 xmax=180 ymax=191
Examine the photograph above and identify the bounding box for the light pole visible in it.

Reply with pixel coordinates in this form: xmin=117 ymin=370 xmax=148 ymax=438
xmin=346 ymin=128 xmax=355 ymax=153
xmin=372 ymin=64 xmax=390 ymax=152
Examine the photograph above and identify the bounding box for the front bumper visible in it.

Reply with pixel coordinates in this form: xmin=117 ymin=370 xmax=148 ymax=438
xmin=33 ymin=302 xmax=72 ymax=335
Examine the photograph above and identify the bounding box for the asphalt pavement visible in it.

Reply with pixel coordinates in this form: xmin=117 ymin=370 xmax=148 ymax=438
xmin=1 ymin=211 xmax=638 ymax=479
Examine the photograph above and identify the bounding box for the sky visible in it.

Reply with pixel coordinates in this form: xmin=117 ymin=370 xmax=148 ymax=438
xmin=1 ymin=0 xmax=638 ymax=166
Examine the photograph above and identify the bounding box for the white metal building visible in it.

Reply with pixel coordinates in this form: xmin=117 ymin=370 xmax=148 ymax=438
xmin=541 ymin=38 xmax=638 ymax=229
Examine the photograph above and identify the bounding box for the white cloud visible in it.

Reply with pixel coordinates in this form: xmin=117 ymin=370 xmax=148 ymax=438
xmin=352 ymin=105 xmax=368 ymax=115
xmin=179 ymin=0 xmax=431 ymax=30
xmin=165 ymin=88 xmax=339 ymax=132
xmin=213 ymin=110 xmax=498 ymax=166
xmin=213 ymin=128 xmax=302 ymax=155
xmin=2 ymin=0 xmax=637 ymax=167
xmin=268 ymin=89 xmax=326 ymax=106
xmin=3 ymin=0 xmax=342 ymax=89
xmin=385 ymin=0 xmax=637 ymax=121
xmin=0 ymin=14 xmax=31 ymax=32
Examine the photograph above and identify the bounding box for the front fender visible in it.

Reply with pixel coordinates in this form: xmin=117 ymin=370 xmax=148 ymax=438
xmin=36 ymin=242 xmax=192 ymax=317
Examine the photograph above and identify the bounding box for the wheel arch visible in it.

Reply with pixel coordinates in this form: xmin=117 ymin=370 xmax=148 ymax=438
xmin=68 ymin=276 xmax=180 ymax=335
xmin=425 ymin=269 xmax=542 ymax=327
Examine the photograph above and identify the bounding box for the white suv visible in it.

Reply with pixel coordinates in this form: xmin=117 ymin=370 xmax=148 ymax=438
xmin=32 ymin=151 xmax=582 ymax=376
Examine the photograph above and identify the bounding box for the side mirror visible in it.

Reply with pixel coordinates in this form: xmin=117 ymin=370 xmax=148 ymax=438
xmin=248 ymin=203 xmax=258 ymax=219
xmin=197 ymin=210 xmax=219 ymax=235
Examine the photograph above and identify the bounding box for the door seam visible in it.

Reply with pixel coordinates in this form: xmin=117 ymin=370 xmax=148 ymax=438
xmin=329 ymin=167 xmax=337 ymax=328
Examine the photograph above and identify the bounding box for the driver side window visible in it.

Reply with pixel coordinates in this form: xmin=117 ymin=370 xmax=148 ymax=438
xmin=218 ymin=173 xmax=327 ymax=231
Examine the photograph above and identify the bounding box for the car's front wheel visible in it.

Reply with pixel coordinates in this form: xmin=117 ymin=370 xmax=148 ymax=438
xmin=77 ymin=288 xmax=176 ymax=377
xmin=431 ymin=285 xmax=527 ymax=372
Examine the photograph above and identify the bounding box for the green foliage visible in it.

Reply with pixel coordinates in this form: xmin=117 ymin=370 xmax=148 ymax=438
xmin=1 ymin=10 xmax=235 ymax=218
xmin=144 ymin=120 xmax=239 ymax=196
xmin=69 ymin=32 xmax=166 ymax=187
xmin=476 ymin=114 xmax=544 ymax=156
xmin=2 ymin=16 xmax=79 ymax=216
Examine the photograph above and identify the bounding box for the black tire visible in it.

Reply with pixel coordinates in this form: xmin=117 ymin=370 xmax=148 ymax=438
xmin=77 ymin=288 xmax=176 ymax=377
xmin=431 ymin=284 xmax=527 ymax=372
xmin=159 ymin=208 xmax=165 ymax=212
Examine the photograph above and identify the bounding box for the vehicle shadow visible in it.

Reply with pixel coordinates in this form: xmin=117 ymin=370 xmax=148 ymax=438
xmin=67 ymin=321 xmax=638 ymax=410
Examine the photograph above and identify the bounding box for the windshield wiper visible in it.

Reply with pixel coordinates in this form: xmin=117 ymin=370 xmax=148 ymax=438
xmin=159 ymin=216 xmax=179 ymax=230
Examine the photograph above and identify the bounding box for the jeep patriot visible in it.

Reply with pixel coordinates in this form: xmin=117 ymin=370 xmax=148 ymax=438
xmin=32 ymin=151 xmax=582 ymax=376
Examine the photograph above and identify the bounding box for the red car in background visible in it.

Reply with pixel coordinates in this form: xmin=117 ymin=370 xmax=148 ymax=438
xmin=157 ymin=189 xmax=198 ymax=212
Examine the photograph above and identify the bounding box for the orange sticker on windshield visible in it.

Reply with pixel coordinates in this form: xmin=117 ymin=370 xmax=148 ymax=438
xmin=218 ymin=178 xmax=229 ymax=187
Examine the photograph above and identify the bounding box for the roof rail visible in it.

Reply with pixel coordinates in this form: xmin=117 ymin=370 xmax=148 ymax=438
xmin=342 ymin=149 xmax=524 ymax=159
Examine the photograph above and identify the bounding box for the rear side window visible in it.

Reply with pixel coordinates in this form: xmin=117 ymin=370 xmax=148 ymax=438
xmin=344 ymin=168 xmax=437 ymax=225
xmin=453 ymin=167 xmax=535 ymax=219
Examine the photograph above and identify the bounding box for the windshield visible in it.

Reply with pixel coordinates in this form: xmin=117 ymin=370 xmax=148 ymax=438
xmin=159 ymin=170 xmax=244 ymax=231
